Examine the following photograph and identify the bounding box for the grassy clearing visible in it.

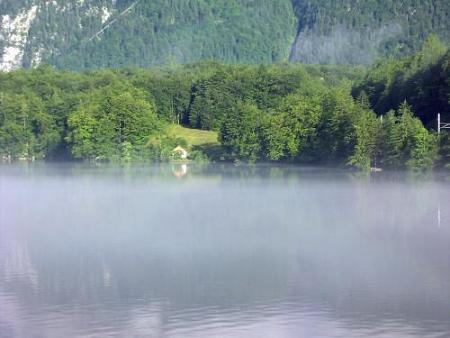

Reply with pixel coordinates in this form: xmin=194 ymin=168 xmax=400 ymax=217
xmin=167 ymin=124 xmax=219 ymax=147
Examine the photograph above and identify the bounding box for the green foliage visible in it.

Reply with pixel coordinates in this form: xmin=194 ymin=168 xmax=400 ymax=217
xmin=0 ymin=59 xmax=441 ymax=170
xmin=220 ymin=101 xmax=265 ymax=162
xmin=439 ymin=134 xmax=450 ymax=169
xmin=189 ymin=149 xmax=210 ymax=163
xmin=218 ymin=85 xmax=383 ymax=168
xmin=218 ymin=84 xmax=438 ymax=170
xmin=188 ymin=64 xmax=328 ymax=130
xmin=316 ymin=85 xmax=360 ymax=163
xmin=66 ymin=86 xmax=160 ymax=161
xmin=130 ymin=67 xmax=193 ymax=123
xmin=190 ymin=68 xmax=237 ymax=130
xmin=266 ymin=94 xmax=322 ymax=161
xmin=379 ymin=103 xmax=438 ymax=170
xmin=0 ymin=92 xmax=60 ymax=159
xmin=348 ymin=103 xmax=380 ymax=171
xmin=353 ymin=36 xmax=450 ymax=126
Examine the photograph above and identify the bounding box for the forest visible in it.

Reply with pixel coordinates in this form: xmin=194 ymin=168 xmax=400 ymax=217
xmin=0 ymin=0 xmax=449 ymax=70
xmin=0 ymin=37 xmax=449 ymax=170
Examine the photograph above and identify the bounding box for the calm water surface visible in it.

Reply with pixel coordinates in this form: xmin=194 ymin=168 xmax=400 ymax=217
xmin=0 ymin=164 xmax=449 ymax=338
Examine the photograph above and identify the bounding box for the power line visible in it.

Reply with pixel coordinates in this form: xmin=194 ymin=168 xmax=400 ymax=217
xmin=55 ymin=0 xmax=141 ymax=60
xmin=87 ymin=0 xmax=142 ymax=42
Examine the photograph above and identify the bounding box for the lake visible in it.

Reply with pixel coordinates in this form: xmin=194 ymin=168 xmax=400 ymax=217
xmin=0 ymin=164 xmax=449 ymax=338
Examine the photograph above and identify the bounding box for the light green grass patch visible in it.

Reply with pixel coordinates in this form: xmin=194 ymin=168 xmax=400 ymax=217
xmin=167 ymin=125 xmax=219 ymax=148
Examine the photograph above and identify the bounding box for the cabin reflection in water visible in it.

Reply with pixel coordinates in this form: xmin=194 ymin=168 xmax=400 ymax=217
xmin=172 ymin=163 xmax=188 ymax=178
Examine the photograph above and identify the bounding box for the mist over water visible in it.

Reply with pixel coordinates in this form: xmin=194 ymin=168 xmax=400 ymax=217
xmin=1 ymin=164 xmax=449 ymax=337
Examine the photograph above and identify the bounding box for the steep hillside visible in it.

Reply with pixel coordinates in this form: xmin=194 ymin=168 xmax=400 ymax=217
xmin=0 ymin=0 xmax=448 ymax=71
xmin=290 ymin=0 xmax=450 ymax=64
xmin=0 ymin=0 xmax=297 ymax=71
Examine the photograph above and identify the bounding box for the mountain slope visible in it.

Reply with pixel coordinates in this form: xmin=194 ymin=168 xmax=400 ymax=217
xmin=0 ymin=0 xmax=448 ymax=71
xmin=290 ymin=0 xmax=450 ymax=64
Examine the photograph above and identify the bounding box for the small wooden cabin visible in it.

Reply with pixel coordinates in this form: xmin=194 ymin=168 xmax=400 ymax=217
xmin=172 ymin=146 xmax=189 ymax=160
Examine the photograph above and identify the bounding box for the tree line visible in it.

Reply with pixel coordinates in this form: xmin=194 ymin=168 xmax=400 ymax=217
xmin=0 ymin=38 xmax=448 ymax=169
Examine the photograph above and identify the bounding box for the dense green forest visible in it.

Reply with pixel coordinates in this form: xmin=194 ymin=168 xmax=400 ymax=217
xmin=1 ymin=37 xmax=449 ymax=170
xmin=353 ymin=35 xmax=450 ymax=126
xmin=290 ymin=0 xmax=450 ymax=64
xmin=0 ymin=0 xmax=449 ymax=71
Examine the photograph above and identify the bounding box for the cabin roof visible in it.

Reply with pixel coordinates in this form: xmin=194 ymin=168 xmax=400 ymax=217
xmin=172 ymin=145 xmax=187 ymax=152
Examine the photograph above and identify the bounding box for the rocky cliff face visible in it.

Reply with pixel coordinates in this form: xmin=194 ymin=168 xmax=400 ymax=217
xmin=0 ymin=0 xmax=448 ymax=71
xmin=1 ymin=5 xmax=38 ymax=71
xmin=0 ymin=0 xmax=116 ymax=71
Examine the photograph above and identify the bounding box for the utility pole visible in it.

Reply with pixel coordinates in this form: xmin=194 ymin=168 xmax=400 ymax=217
xmin=438 ymin=113 xmax=450 ymax=134
xmin=438 ymin=113 xmax=441 ymax=134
